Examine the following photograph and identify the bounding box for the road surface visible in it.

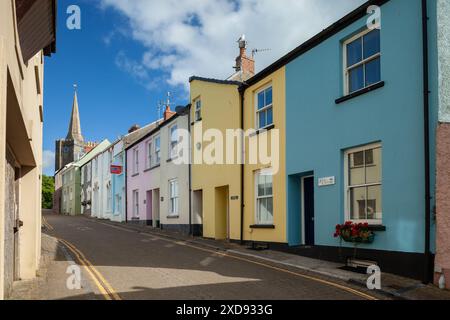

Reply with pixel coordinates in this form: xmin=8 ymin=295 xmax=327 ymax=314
xmin=41 ymin=213 xmax=381 ymax=300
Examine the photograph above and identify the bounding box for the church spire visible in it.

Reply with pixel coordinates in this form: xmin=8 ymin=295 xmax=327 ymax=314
xmin=66 ymin=84 xmax=84 ymax=142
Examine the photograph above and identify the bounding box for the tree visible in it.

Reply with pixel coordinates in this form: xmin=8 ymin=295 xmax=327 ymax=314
xmin=42 ymin=175 xmax=54 ymax=209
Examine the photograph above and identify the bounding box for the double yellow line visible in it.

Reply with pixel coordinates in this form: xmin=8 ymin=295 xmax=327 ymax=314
xmin=58 ymin=238 xmax=121 ymax=300
xmin=42 ymin=216 xmax=54 ymax=231
xmin=43 ymin=217 xmax=120 ymax=300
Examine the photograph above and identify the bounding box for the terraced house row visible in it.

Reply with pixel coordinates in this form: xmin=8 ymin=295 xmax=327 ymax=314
xmin=54 ymin=0 xmax=450 ymax=287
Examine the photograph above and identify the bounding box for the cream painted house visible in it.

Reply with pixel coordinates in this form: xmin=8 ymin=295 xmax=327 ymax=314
xmin=0 ymin=0 xmax=56 ymax=299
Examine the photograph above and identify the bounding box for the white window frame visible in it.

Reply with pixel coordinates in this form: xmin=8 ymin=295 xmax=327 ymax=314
xmin=107 ymin=185 xmax=112 ymax=211
xmin=344 ymin=142 xmax=382 ymax=225
xmin=169 ymin=124 xmax=178 ymax=160
xmin=194 ymin=98 xmax=202 ymax=122
xmin=146 ymin=139 xmax=152 ymax=169
xmin=254 ymin=169 xmax=274 ymax=225
xmin=133 ymin=147 xmax=139 ymax=174
xmin=153 ymin=135 xmax=161 ymax=166
xmin=169 ymin=179 xmax=179 ymax=216
xmin=133 ymin=190 xmax=139 ymax=218
xmin=343 ymin=28 xmax=381 ymax=95
xmin=255 ymin=85 xmax=273 ymax=130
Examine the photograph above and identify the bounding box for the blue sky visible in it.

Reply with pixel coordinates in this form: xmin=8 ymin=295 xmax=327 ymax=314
xmin=43 ymin=0 xmax=364 ymax=175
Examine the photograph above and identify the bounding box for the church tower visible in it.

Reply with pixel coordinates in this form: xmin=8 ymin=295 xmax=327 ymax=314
xmin=55 ymin=85 xmax=89 ymax=172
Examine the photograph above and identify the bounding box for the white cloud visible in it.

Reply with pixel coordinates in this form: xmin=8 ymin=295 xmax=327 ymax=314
xmin=43 ymin=150 xmax=55 ymax=175
xmin=101 ymin=0 xmax=366 ymax=89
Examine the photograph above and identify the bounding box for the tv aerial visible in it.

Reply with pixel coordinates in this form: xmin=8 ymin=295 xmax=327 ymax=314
xmin=252 ymin=48 xmax=271 ymax=58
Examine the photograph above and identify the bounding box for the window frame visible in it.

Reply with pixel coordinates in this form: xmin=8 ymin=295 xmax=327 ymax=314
xmin=194 ymin=98 xmax=202 ymax=122
xmin=344 ymin=142 xmax=382 ymax=225
xmin=169 ymin=179 xmax=179 ymax=216
xmin=168 ymin=124 xmax=179 ymax=160
xmin=255 ymin=85 xmax=274 ymax=130
xmin=343 ymin=28 xmax=381 ymax=95
xmin=153 ymin=135 xmax=161 ymax=166
xmin=146 ymin=139 xmax=152 ymax=170
xmin=133 ymin=147 xmax=139 ymax=174
xmin=254 ymin=169 xmax=274 ymax=226
xmin=133 ymin=190 xmax=139 ymax=218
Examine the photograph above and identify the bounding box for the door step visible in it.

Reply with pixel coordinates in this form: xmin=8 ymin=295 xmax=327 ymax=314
xmin=248 ymin=242 xmax=269 ymax=251
xmin=346 ymin=258 xmax=378 ymax=269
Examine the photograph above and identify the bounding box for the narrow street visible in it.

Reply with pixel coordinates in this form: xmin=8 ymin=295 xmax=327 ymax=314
xmin=41 ymin=212 xmax=381 ymax=300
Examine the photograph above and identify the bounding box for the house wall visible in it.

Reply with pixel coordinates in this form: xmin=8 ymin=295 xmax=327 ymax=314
xmin=242 ymin=67 xmax=287 ymax=244
xmin=80 ymin=162 xmax=92 ymax=215
xmin=0 ymin=1 xmax=46 ymax=298
xmin=434 ymin=0 xmax=450 ymax=288
xmin=284 ymin=0 xmax=436 ymax=279
xmin=159 ymin=115 xmax=190 ymax=233
xmin=126 ymin=137 xmax=156 ymax=224
xmin=126 ymin=115 xmax=190 ymax=233
xmin=53 ymin=171 xmax=62 ymax=213
xmin=101 ymin=147 xmax=113 ymax=220
xmin=111 ymin=142 xmax=126 ymax=222
xmin=190 ymin=80 xmax=241 ymax=239
xmin=61 ymin=166 xmax=81 ymax=216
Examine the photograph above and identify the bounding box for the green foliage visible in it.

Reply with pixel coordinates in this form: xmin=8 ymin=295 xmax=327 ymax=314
xmin=42 ymin=175 xmax=54 ymax=209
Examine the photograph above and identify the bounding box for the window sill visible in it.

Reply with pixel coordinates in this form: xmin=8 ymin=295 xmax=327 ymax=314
xmin=249 ymin=124 xmax=275 ymax=137
xmin=144 ymin=164 xmax=160 ymax=172
xmin=335 ymin=81 xmax=385 ymax=104
xmin=250 ymin=224 xmax=275 ymax=229
xmin=167 ymin=157 xmax=179 ymax=163
xmin=131 ymin=173 xmax=139 ymax=177
xmin=368 ymin=225 xmax=386 ymax=232
xmin=191 ymin=118 xmax=202 ymax=125
xmin=167 ymin=215 xmax=179 ymax=219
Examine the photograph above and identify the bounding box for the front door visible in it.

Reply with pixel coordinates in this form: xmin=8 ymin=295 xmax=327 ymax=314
xmin=146 ymin=190 xmax=152 ymax=226
xmin=303 ymin=176 xmax=315 ymax=246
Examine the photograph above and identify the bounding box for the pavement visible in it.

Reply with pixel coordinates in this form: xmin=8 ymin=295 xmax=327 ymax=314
xmin=10 ymin=211 xmax=450 ymax=300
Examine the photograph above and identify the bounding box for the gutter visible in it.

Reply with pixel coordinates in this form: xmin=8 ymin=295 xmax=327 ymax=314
xmin=421 ymin=0 xmax=432 ymax=284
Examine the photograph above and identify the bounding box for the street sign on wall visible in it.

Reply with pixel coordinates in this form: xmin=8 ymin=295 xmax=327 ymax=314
xmin=110 ymin=165 xmax=123 ymax=175
xmin=318 ymin=176 xmax=335 ymax=187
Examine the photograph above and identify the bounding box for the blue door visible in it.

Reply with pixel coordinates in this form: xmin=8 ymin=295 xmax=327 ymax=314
xmin=303 ymin=177 xmax=315 ymax=246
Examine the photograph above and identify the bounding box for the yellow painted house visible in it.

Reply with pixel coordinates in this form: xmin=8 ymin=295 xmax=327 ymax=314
xmin=241 ymin=67 xmax=287 ymax=245
xmin=189 ymin=35 xmax=287 ymax=245
xmin=189 ymin=69 xmax=287 ymax=246
xmin=190 ymin=77 xmax=242 ymax=240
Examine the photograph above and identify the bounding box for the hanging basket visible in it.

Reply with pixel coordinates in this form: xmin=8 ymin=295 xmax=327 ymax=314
xmin=334 ymin=222 xmax=376 ymax=244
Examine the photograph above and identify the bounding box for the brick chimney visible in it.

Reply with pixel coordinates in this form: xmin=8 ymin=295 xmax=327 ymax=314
xmin=163 ymin=92 xmax=176 ymax=121
xmin=164 ymin=105 xmax=176 ymax=121
xmin=234 ymin=34 xmax=255 ymax=76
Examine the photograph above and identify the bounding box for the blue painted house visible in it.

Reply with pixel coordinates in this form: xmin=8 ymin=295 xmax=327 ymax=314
xmin=246 ymin=0 xmax=441 ymax=281
xmin=111 ymin=140 xmax=126 ymax=222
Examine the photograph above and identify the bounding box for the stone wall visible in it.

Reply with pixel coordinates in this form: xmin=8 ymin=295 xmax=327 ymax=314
xmin=3 ymin=148 xmax=15 ymax=297
xmin=438 ymin=0 xmax=450 ymax=122
xmin=434 ymin=0 xmax=450 ymax=289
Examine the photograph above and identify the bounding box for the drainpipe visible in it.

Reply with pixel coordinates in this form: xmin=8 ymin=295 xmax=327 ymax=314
xmin=421 ymin=0 xmax=432 ymax=284
xmin=125 ymin=149 xmax=128 ymax=223
xmin=187 ymin=105 xmax=193 ymax=236
xmin=239 ymin=87 xmax=246 ymax=245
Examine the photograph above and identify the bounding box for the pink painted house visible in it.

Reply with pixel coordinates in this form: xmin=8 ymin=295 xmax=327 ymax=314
xmin=126 ymin=121 xmax=161 ymax=226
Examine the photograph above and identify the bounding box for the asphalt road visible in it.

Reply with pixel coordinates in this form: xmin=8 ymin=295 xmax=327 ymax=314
xmin=43 ymin=213 xmax=380 ymax=300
